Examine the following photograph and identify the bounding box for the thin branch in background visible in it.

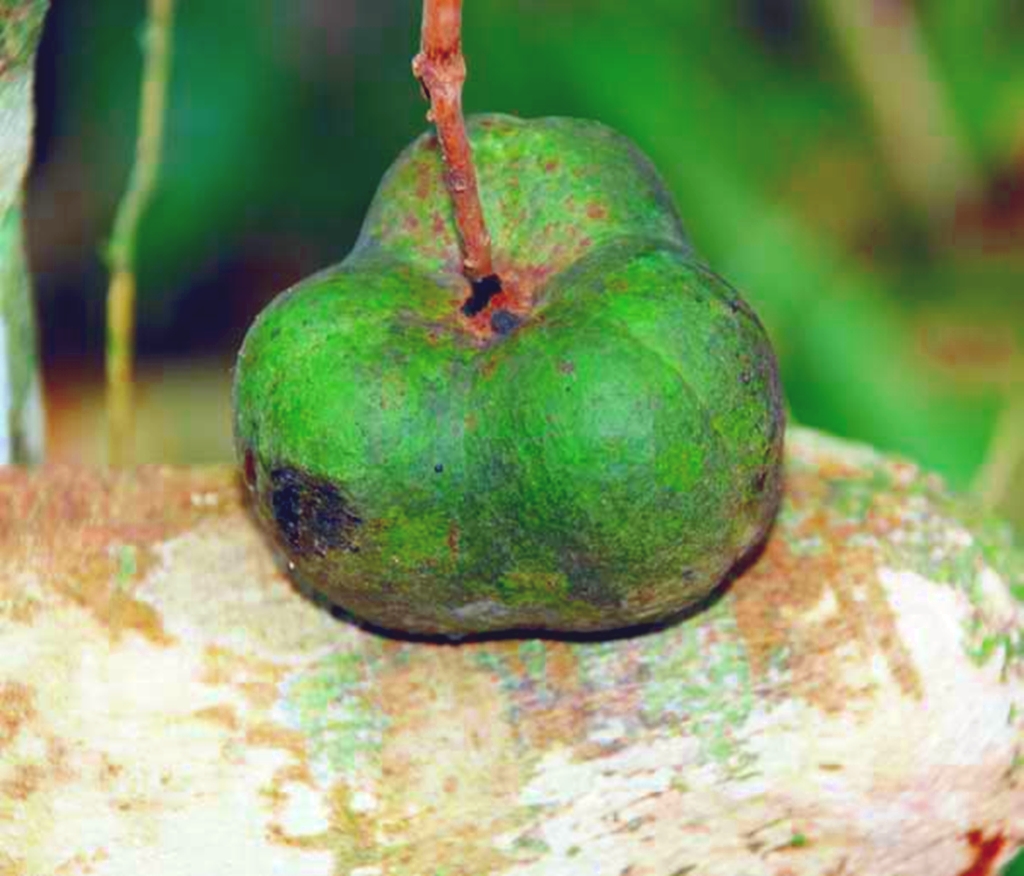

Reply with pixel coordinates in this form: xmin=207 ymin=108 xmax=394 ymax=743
xmin=973 ymin=381 xmax=1024 ymax=513
xmin=412 ymin=0 xmax=496 ymax=285
xmin=816 ymin=0 xmax=982 ymax=221
xmin=105 ymin=0 xmax=175 ymax=467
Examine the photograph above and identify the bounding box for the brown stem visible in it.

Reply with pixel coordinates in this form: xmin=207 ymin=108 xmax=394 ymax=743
xmin=412 ymin=0 xmax=495 ymax=284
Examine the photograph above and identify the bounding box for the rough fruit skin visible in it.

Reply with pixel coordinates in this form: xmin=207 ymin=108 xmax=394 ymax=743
xmin=233 ymin=114 xmax=785 ymax=636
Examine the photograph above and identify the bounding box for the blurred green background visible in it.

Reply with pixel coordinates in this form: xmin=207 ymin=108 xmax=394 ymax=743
xmin=21 ymin=3 xmax=1024 ymax=870
xmin=26 ymin=0 xmax=1024 ymax=523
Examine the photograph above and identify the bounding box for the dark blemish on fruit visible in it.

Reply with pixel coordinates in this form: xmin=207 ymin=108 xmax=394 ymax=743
xmin=447 ymin=522 xmax=460 ymax=558
xmin=558 ymin=360 xmax=575 ymax=375
xmin=490 ymin=309 xmax=521 ymax=335
xmin=740 ymin=370 xmax=752 ymax=385
xmin=752 ymin=469 xmax=769 ymax=495
xmin=243 ymin=449 xmax=258 ymax=491
xmin=544 ymin=160 xmax=559 ymax=173
xmin=587 ymin=203 xmax=608 ymax=220
xmin=462 ymin=274 xmax=503 ymax=316
xmin=269 ymin=466 xmax=363 ymax=557
xmin=728 ymin=299 xmax=742 ymax=313
xmin=434 ymin=463 xmax=444 ymax=473
xmin=404 ymin=214 xmax=420 ymax=231
xmin=958 ymin=830 xmax=1006 ymax=876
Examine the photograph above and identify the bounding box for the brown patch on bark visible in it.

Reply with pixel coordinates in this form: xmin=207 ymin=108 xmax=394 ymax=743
xmin=0 ymin=736 xmax=72 ymax=802
xmin=245 ymin=722 xmax=309 ymax=756
xmin=0 ymin=466 xmax=237 ymax=645
xmin=260 ymin=761 xmax=326 ymax=851
xmin=514 ymin=642 xmax=588 ymax=749
xmin=266 ymin=823 xmax=329 ymax=851
xmin=193 ymin=704 xmax=240 ymax=731
xmin=366 ymin=648 xmax=524 ymax=872
xmin=272 ymin=762 xmax=315 ymax=788
xmin=959 ymin=830 xmax=1006 ymax=876
xmin=1 ymin=763 xmax=45 ymax=800
xmin=732 ymin=474 xmax=923 ymax=711
xmin=200 ymin=645 xmax=287 ymax=710
xmin=0 ymin=852 xmax=27 ymax=876
xmin=98 ymin=754 xmax=125 ymax=789
xmin=238 ymin=681 xmax=283 ymax=710
xmin=0 ymin=681 xmax=35 ymax=748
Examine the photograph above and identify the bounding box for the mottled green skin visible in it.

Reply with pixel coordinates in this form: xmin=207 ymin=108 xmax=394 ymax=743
xmin=233 ymin=114 xmax=784 ymax=636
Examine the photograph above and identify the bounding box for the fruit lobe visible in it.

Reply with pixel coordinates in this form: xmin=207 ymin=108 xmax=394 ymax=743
xmin=233 ymin=114 xmax=784 ymax=636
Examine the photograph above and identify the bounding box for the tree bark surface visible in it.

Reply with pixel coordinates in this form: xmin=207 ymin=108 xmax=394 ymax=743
xmin=1 ymin=427 xmax=1022 ymax=875
xmin=0 ymin=1 xmax=48 ymax=464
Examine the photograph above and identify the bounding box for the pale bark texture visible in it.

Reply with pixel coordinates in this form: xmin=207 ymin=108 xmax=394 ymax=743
xmin=1 ymin=427 xmax=1022 ymax=875
xmin=0 ymin=0 xmax=47 ymax=464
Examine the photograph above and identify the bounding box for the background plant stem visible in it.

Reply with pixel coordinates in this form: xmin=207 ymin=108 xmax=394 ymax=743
xmin=105 ymin=0 xmax=174 ymax=467
xmin=412 ymin=0 xmax=495 ymax=283
xmin=815 ymin=0 xmax=980 ymax=221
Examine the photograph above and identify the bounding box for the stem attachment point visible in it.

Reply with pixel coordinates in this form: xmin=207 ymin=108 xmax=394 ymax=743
xmin=461 ymin=273 xmax=502 ymax=317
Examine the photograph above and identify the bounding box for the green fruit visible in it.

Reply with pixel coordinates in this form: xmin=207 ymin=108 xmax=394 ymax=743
xmin=233 ymin=114 xmax=784 ymax=637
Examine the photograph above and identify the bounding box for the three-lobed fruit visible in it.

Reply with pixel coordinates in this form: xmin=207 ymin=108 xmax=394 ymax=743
xmin=233 ymin=114 xmax=784 ymax=637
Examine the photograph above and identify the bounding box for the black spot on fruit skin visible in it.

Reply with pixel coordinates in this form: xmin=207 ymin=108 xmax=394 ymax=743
xmin=490 ymin=309 xmax=521 ymax=335
xmin=461 ymin=274 xmax=503 ymax=316
xmin=269 ymin=466 xmax=363 ymax=557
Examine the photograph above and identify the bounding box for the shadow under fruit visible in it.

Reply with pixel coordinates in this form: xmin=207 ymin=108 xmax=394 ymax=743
xmin=232 ymin=114 xmax=785 ymax=637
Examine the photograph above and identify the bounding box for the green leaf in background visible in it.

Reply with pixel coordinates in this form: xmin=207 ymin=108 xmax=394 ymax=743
xmin=1007 ymin=848 xmax=1024 ymax=876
